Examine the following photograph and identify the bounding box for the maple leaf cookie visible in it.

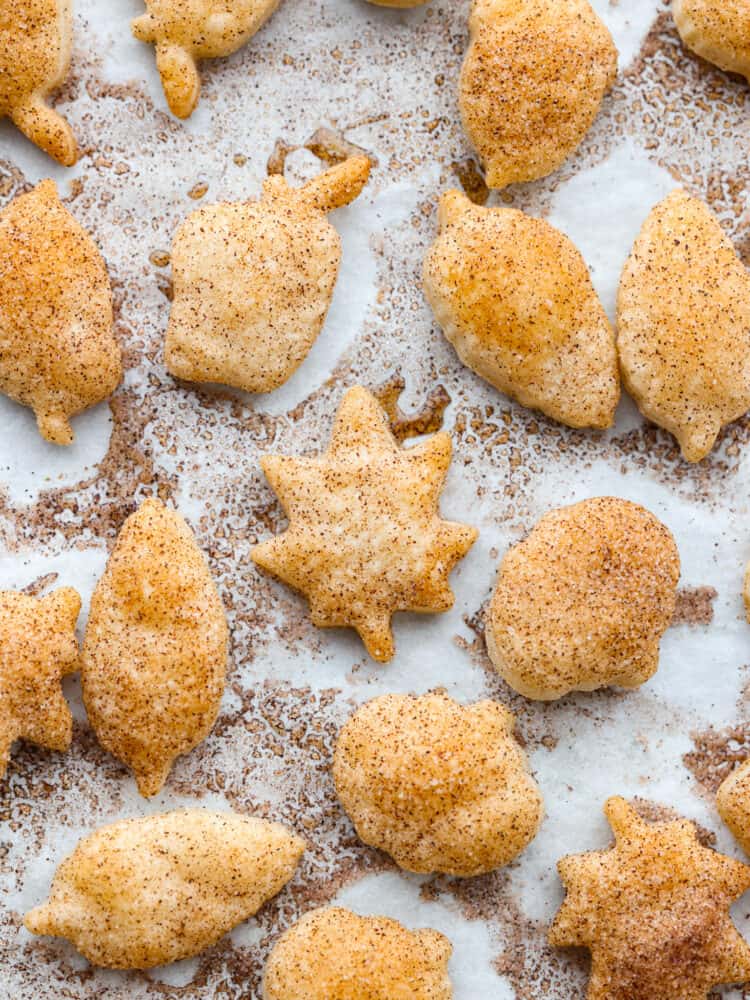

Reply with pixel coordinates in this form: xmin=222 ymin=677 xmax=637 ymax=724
xmin=486 ymin=497 xmax=680 ymax=700
xmin=549 ymin=797 xmax=750 ymax=999
xmin=25 ymin=809 xmax=305 ymax=968
xmin=252 ymin=386 xmax=477 ymax=662
xmin=132 ymin=0 xmax=284 ymax=118
xmin=262 ymin=906 xmax=453 ymax=1000
xmin=165 ymin=156 xmax=371 ymax=393
xmin=333 ymin=692 xmax=543 ymax=876
xmin=717 ymin=759 xmax=750 ymax=856
xmin=673 ymin=0 xmax=750 ymax=83
xmin=0 ymin=587 xmax=80 ymax=779
xmin=0 ymin=180 xmax=123 ymax=445
xmin=618 ymin=189 xmax=750 ymax=462
xmin=0 ymin=0 xmax=78 ymax=165
xmin=423 ymin=190 xmax=619 ymax=429
xmin=459 ymin=0 xmax=617 ymax=189
xmin=81 ymin=498 xmax=228 ymax=797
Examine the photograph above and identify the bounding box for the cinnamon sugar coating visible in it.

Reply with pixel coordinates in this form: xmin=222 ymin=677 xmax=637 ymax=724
xmin=673 ymin=0 xmax=750 ymax=83
xmin=717 ymin=759 xmax=750 ymax=856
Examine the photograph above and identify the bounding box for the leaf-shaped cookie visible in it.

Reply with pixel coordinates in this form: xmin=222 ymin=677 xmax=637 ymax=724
xmin=459 ymin=0 xmax=617 ymax=188
xmin=673 ymin=0 xmax=750 ymax=83
xmin=0 ymin=180 xmax=122 ymax=444
xmin=0 ymin=0 xmax=78 ymax=165
xmin=132 ymin=0 xmax=283 ymax=118
xmin=165 ymin=157 xmax=371 ymax=393
xmin=617 ymin=189 xmax=750 ymax=462
xmin=423 ymin=190 xmax=619 ymax=429
xmin=81 ymin=498 xmax=228 ymax=797
xmin=25 ymin=809 xmax=305 ymax=968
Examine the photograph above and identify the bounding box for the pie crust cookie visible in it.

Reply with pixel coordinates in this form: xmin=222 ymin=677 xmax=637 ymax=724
xmin=617 ymin=189 xmax=750 ymax=463
xmin=0 ymin=0 xmax=78 ymax=165
xmin=333 ymin=692 xmax=543 ymax=876
xmin=132 ymin=0 xmax=283 ymax=118
xmin=549 ymin=797 xmax=750 ymax=1000
xmin=0 ymin=588 xmax=80 ymax=779
xmin=486 ymin=497 xmax=680 ymax=700
xmin=459 ymin=0 xmax=617 ymax=189
xmin=717 ymin=759 xmax=750 ymax=856
xmin=81 ymin=498 xmax=228 ymax=797
xmin=251 ymin=386 xmax=478 ymax=662
xmin=165 ymin=156 xmax=371 ymax=393
xmin=423 ymin=190 xmax=619 ymax=429
xmin=673 ymin=0 xmax=750 ymax=83
xmin=25 ymin=809 xmax=305 ymax=969
xmin=262 ymin=906 xmax=453 ymax=1000
xmin=0 ymin=180 xmax=122 ymax=445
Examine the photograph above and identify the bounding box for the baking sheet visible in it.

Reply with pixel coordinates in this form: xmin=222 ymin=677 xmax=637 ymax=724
xmin=2 ymin=0 xmax=750 ymax=996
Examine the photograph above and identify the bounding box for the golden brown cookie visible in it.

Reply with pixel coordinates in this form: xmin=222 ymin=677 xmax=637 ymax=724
xmin=81 ymin=498 xmax=228 ymax=797
xmin=262 ymin=906 xmax=453 ymax=999
xmin=459 ymin=0 xmax=617 ymax=189
xmin=549 ymin=797 xmax=750 ymax=1000
xmin=25 ymin=809 xmax=305 ymax=968
xmin=717 ymin=759 xmax=750 ymax=856
xmin=0 ymin=180 xmax=122 ymax=445
xmin=165 ymin=157 xmax=371 ymax=393
xmin=0 ymin=588 xmax=80 ymax=779
xmin=423 ymin=190 xmax=619 ymax=429
xmin=0 ymin=0 xmax=78 ymax=165
xmin=132 ymin=0 xmax=283 ymax=118
xmin=617 ymin=189 xmax=750 ymax=463
xmin=251 ymin=386 xmax=478 ymax=662
xmin=333 ymin=692 xmax=543 ymax=876
xmin=486 ymin=497 xmax=680 ymax=700
xmin=673 ymin=0 xmax=750 ymax=82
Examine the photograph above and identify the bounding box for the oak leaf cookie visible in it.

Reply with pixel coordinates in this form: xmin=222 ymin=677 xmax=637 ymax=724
xmin=333 ymin=692 xmax=543 ymax=876
xmin=549 ymin=797 xmax=750 ymax=999
xmin=132 ymin=0 xmax=283 ymax=118
xmin=0 ymin=180 xmax=122 ymax=445
xmin=617 ymin=189 xmax=750 ymax=462
xmin=0 ymin=0 xmax=78 ymax=165
xmin=423 ymin=190 xmax=619 ymax=429
xmin=262 ymin=906 xmax=453 ymax=999
xmin=717 ymin=759 xmax=750 ymax=856
xmin=25 ymin=809 xmax=305 ymax=968
xmin=165 ymin=157 xmax=371 ymax=393
xmin=486 ymin=497 xmax=680 ymax=700
xmin=81 ymin=498 xmax=228 ymax=797
xmin=0 ymin=588 xmax=80 ymax=779
xmin=251 ymin=386 xmax=478 ymax=662
xmin=459 ymin=0 xmax=617 ymax=189
xmin=673 ymin=0 xmax=750 ymax=82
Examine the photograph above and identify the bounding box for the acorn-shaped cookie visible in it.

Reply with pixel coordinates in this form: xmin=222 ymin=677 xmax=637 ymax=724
xmin=423 ymin=189 xmax=619 ymax=429
xmin=132 ymin=0 xmax=283 ymax=118
xmin=0 ymin=180 xmax=122 ymax=444
xmin=165 ymin=156 xmax=371 ymax=394
xmin=673 ymin=0 xmax=750 ymax=83
xmin=0 ymin=0 xmax=78 ymax=165
xmin=459 ymin=0 xmax=617 ymax=188
xmin=81 ymin=499 xmax=228 ymax=796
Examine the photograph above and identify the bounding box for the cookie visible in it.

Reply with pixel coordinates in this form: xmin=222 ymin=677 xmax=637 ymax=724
xmin=459 ymin=0 xmax=617 ymax=188
xmin=25 ymin=809 xmax=305 ymax=968
xmin=262 ymin=906 xmax=453 ymax=999
xmin=549 ymin=797 xmax=750 ymax=999
xmin=251 ymin=386 xmax=478 ymax=662
xmin=486 ymin=497 xmax=680 ymax=700
xmin=132 ymin=0 xmax=283 ymax=118
xmin=673 ymin=0 xmax=750 ymax=82
xmin=0 ymin=588 xmax=80 ymax=779
xmin=0 ymin=0 xmax=78 ymax=165
xmin=0 ymin=180 xmax=122 ymax=445
xmin=717 ymin=759 xmax=750 ymax=856
xmin=81 ymin=498 xmax=228 ymax=797
xmin=617 ymin=189 xmax=750 ymax=462
xmin=165 ymin=157 xmax=371 ymax=393
xmin=333 ymin=691 xmax=543 ymax=876
xmin=423 ymin=189 xmax=619 ymax=429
